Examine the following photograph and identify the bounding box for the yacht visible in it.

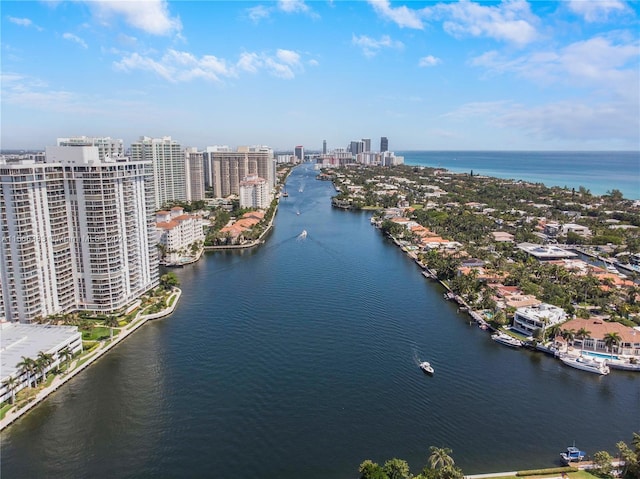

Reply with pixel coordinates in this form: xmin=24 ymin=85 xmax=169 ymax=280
xmin=491 ymin=332 xmax=523 ymax=348
xmin=419 ymin=361 xmax=434 ymax=375
xmin=560 ymin=445 xmax=586 ymax=463
xmin=560 ymin=355 xmax=610 ymax=375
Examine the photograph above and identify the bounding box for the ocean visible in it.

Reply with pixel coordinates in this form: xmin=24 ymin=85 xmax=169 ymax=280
xmin=398 ymin=151 xmax=640 ymax=200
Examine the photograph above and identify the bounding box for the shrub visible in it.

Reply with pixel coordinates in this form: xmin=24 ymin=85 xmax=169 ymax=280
xmin=516 ymin=467 xmax=578 ymax=476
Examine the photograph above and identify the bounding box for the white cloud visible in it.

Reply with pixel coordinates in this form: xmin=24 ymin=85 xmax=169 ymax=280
xmin=63 ymin=33 xmax=88 ymax=49
xmin=278 ymin=0 xmax=309 ymax=14
xmin=367 ymin=0 xmax=424 ymax=29
xmin=471 ymin=36 xmax=639 ymax=102
xmin=276 ymin=49 xmax=301 ymax=65
xmin=8 ymin=16 xmax=43 ymax=30
xmin=1 ymin=72 xmax=93 ymax=113
xmin=498 ymin=101 xmax=639 ymax=142
xmin=418 ymin=55 xmax=441 ymax=67
xmin=114 ymin=48 xmax=308 ymax=81
xmin=247 ymin=5 xmax=271 ymax=23
xmin=87 ymin=0 xmax=182 ymax=36
xmin=352 ymin=34 xmax=404 ymax=57
xmin=428 ymin=0 xmax=539 ymax=46
xmin=567 ymin=0 xmax=632 ymax=23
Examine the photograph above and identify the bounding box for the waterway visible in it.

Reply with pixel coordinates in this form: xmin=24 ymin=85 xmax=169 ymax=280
xmin=2 ymin=164 xmax=639 ymax=478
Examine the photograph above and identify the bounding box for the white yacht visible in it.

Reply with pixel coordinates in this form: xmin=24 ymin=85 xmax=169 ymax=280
xmin=419 ymin=361 xmax=434 ymax=375
xmin=560 ymin=355 xmax=610 ymax=375
xmin=491 ymin=332 xmax=523 ymax=348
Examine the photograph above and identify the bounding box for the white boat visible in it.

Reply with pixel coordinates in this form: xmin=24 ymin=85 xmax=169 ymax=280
xmin=419 ymin=361 xmax=434 ymax=375
xmin=560 ymin=445 xmax=586 ymax=463
xmin=560 ymin=355 xmax=610 ymax=375
xmin=491 ymin=332 xmax=523 ymax=348
xmin=299 ymin=229 xmax=307 ymax=239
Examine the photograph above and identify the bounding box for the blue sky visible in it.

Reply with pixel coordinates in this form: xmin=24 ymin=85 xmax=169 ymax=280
xmin=2 ymin=0 xmax=639 ymax=151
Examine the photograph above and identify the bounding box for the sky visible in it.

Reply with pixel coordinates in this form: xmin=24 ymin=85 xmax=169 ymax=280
xmin=1 ymin=0 xmax=639 ymax=152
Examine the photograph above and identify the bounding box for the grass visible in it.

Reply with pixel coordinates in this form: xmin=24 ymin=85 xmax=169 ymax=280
xmin=0 ymin=403 xmax=13 ymax=420
xmin=82 ymin=327 xmax=116 ymax=341
xmin=479 ymin=470 xmax=598 ymax=479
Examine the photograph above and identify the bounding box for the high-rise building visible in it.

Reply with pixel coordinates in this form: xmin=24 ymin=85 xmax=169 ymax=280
xmin=0 ymin=145 xmax=158 ymax=323
xmin=130 ymin=136 xmax=185 ymax=209
xmin=322 ymin=140 xmax=327 ymax=155
xmin=380 ymin=137 xmax=388 ymax=152
xmin=349 ymin=141 xmax=364 ymax=155
xmin=362 ymin=138 xmax=371 ymax=153
xmin=185 ymin=148 xmax=205 ymax=202
xmin=294 ymin=145 xmax=304 ymax=163
xmin=209 ymin=148 xmax=274 ymax=198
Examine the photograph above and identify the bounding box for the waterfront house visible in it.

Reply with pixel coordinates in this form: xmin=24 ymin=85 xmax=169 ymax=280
xmin=558 ymin=318 xmax=640 ymax=358
xmin=156 ymin=207 xmax=205 ymax=265
xmin=511 ymin=303 xmax=567 ymax=337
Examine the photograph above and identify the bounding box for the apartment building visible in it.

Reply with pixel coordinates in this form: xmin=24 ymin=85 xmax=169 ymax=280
xmin=0 ymin=145 xmax=158 ymax=323
xmin=156 ymin=207 xmax=205 ymax=265
xmin=130 ymin=136 xmax=186 ymax=209
xmin=208 ymin=147 xmax=274 ymax=198
xmin=239 ymin=175 xmax=270 ymax=209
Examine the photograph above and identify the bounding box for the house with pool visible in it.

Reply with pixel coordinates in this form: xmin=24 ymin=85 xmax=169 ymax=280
xmin=557 ymin=318 xmax=640 ymax=358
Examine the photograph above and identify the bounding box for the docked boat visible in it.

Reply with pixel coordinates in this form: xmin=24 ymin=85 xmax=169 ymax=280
xmin=491 ymin=332 xmax=523 ymax=348
xmin=560 ymin=445 xmax=586 ymax=463
xmin=419 ymin=361 xmax=434 ymax=375
xmin=560 ymin=355 xmax=610 ymax=375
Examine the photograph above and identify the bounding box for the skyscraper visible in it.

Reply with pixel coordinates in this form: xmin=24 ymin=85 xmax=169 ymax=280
xmin=130 ymin=136 xmax=186 ymax=209
xmin=322 ymin=140 xmax=327 ymax=155
xmin=209 ymin=148 xmax=274 ymax=198
xmin=294 ymin=145 xmax=304 ymax=162
xmin=0 ymin=144 xmax=158 ymax=323
xmin=362 ymin=138 xmax=371 ymax=153
xmin=185 ymin=148 xmax=205 ymax=202
xmin=380 ymin=137 xmax=388 ymax=152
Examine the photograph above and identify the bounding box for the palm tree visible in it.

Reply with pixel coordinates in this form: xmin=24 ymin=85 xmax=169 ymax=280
xmin=16 ymin=356 xmax=36 ymax=388
xmin=2 ymin=376 xmax=19 ymax=404
xmin=576 ymin=327 xmax=592 ymax=353
xmin=561 ymin=329 xmax=576 ymax=353
xmin=104 ymin=315 xmax=119 ymax=340
xmin=60 ymin=347 xmax=74 ymax=372
xmin=547 ymin=324 xmax=562 ymax=341
xmin=36 ymin=352 xmax=54 ymax=385
xmin=603 ymin=332 xmax=622 ymax=360
xmin=429 ymin=446 xmax=455 ymax=470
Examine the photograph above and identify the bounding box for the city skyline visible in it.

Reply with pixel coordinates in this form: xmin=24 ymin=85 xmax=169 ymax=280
xmin=2 ymin=1 xmax=639 ymax=151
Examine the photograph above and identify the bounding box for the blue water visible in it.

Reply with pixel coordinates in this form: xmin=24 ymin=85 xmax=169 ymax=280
xmin=399 ymin=151 xmax=640 ymax=199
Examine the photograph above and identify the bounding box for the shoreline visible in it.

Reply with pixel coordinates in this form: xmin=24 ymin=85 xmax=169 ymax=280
xmin=0 ymin=287 xmax=182 ymax=432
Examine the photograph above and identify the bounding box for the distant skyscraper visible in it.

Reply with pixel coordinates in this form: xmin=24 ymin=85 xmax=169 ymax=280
xmin=380 ymin=137 xmax=388 ymax=152
xmin=349 ymin=141 xmax=364 ymax=155
xmin=294 ymin=145 xmax=304 ymax=162
xmin=130 ymin=136 xmax=186 ymax=210
xmin=185 ymin=148 xmax=205 ymax=202
xmin=362 ymin=138 xmax=371 ymax=153
xmin=323 ymin=140 xmax=327 ymax=155
xmin=0 ymin=145 xmax=158 ymax=323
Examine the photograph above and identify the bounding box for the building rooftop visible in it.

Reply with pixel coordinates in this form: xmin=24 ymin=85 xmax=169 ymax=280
xmin=0 ymin=323 xmax=80 ymax=379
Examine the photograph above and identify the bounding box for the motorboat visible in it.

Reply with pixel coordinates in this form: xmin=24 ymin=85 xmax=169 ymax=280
xmin=419 ymin=361 xmax=434 ymax=375
xmin=560 ymin=445 xmax=586 ymax=463
xmin=491 ymin=332 xmax=523 ymax=348
xmin=560 ymin=355 xmax=610 ymax=375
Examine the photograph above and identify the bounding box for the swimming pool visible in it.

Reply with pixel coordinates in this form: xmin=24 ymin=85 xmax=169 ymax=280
xmin=583 ymin=350 xmax=619 ymax=360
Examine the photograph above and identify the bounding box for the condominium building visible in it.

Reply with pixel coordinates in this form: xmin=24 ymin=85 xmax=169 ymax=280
xmin=130 ymin=136 xmax=186 ymax=209
xmin=185 ymin=148 xmax=205 ymax=202
xmin=380 ymin=137 xmax=388 ymax=152
xmin=239 ymin=175 xmax=270 ymax=209
xmin=0 ymin=145 xmax=158 ymax=323
xmin=156 ymin=207 xmax=205 ymax=265
xmin=209 ymin=147 xmax=274 ymax=198
xmin=361 ymin=138 xmax=371 ymax=153
xmin=294 ymin=145 xmax=304 ymax=163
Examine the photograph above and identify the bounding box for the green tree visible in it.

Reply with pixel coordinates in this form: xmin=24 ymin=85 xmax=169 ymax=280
xmin=2 ymin=376 xmax=19 ymax=404
xmin=160 ymin=272 xmax=180 ymax=290
xmin=576 ymin=327 xmax=592 ymax=352
xmin=16 ymin=356 xmax=37 ymax=388
xmin=383 ymin=459 xmax=410 ymax=479
xmin=592 ymin=451 xmax=614 ymax=478
xmin=359 ymin=460 xmax=388 ymax=479
xmin=603 ymin=332 xmax=622 ymax=359
xmin=428 ymin=447 xmax=455 ymax=470
xmin=616 ymin=432 xmax=640 ymax=479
